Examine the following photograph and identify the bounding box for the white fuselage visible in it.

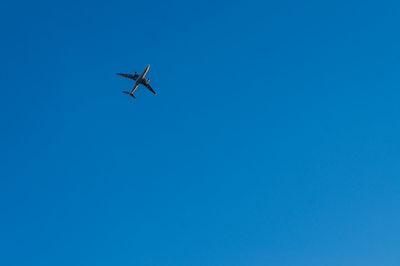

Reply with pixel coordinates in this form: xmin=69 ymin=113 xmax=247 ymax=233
xmin=131 ymin=64 xmax=150 ymax=93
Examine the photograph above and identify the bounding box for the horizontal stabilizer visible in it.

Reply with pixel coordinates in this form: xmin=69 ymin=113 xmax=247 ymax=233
xmin=122 ymin=91 xmax=136 ymax=99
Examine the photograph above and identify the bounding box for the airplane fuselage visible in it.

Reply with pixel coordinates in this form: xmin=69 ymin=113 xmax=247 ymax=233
xmin=131 ymin=64 xmax=150 ymax=93
xmin=138 ymin=64 xmax=150 ymax=80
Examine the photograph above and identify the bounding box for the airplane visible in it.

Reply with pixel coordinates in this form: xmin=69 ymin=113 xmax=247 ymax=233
xmin=116 ymin=64 xmax=156 ymax=98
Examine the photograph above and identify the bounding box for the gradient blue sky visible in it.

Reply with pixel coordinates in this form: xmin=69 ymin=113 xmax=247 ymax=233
xmin=1 ymin=0 xmax=400 ymax=265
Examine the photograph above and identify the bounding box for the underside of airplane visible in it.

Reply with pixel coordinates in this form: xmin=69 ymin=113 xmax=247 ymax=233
xmin=116 ymin=65 xmax=156 ymax=98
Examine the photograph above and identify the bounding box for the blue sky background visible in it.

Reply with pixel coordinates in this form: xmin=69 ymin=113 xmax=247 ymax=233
xmin=1 ymin=0 xmax=400 ymax=265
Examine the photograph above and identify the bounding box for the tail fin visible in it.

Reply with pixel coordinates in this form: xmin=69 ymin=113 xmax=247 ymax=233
xmin=122 ymin=91 xmax=136 ymax=99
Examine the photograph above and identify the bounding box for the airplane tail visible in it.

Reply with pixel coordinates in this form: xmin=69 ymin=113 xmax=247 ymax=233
xmin=122 ymin=91 xmax=136 ymax=99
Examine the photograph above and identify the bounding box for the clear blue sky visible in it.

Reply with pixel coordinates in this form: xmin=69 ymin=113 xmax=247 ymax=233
xmin=1 ymin=0 xmax=400 ymax=265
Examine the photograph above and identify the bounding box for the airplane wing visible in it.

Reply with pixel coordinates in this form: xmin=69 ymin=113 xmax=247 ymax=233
xmin=116 ymin=73 xmax=139 ymax=80
xmin=143 ymin=83 xmax=156 ymax=94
